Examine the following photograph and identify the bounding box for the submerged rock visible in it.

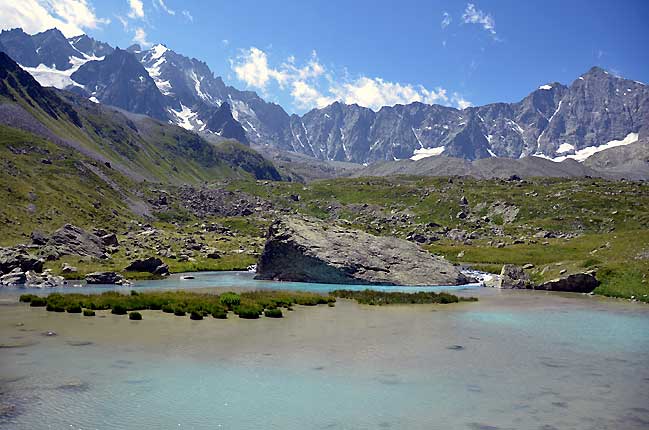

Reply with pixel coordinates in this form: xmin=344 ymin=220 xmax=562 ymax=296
xmin=255 ymin=217 xmax=471 ymax=286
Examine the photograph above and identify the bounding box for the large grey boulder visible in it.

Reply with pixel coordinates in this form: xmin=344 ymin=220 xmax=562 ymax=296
xmin=0 ymin=247 xmax=44 ymax=274
xmin=40 ymin=224 xmax=106 ymax=260
xmin=536 ymin=271 xmax=600 ymax=293
xmin=255 ymin=217 xmax=471 ymax=286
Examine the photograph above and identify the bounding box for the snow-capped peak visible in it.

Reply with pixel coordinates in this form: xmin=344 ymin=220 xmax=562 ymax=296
xmin=150 ymin=44 xmax=169 ymax=60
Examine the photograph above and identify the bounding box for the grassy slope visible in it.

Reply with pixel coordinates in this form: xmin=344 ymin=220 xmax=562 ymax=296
xmin=0 ymin=124 xmax=135 ymax=245
xmin=226 ymin=176 xmax=649 ymax=302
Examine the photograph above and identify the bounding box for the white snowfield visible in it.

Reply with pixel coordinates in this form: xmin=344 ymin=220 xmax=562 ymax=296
xmin=533 ymin=132 xmax=639 ymax=163
xmin=21 ymin=54 xmax=103 ymax=90
xmin=410 ymin=146 xmax=445 ymax=161
xmin=538 ymin=84 xmax=553 ymax=90
xmin=556 ymin=143 xmax=575 ymax=154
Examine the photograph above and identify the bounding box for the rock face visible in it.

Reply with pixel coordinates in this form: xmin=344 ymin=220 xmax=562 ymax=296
xmin=40 ymin=224 xmax=106 ymax=260
xmin=85 ymin=272 xmax=125 ymax=285
xmin=536 ymin=272 xmax=600 ymax=293
xmin=255 ymin=217 xmax=470 ymax=286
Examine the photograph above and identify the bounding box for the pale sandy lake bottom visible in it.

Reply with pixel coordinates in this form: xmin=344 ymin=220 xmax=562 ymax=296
xmin=1 ymin=275 xmax=648 ymax=429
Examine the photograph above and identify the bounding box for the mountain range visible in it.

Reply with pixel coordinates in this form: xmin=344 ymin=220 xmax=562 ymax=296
xmin=0 ymin=27 xmax=647 ymax=167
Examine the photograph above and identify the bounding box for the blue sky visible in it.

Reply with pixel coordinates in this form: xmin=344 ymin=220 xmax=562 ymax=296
xmin=2 ymin=0 xmax=649 ymax=114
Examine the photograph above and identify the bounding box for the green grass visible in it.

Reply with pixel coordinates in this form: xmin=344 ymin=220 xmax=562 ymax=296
xmin=331 ymin=289 xmax=477 ymax=305
xmin=19 ymin=290 xmax=335 ymax=320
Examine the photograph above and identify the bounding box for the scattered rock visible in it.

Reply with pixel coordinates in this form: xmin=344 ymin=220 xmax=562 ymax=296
xmin=0 ymin=268 xmax=26 ymax=285
xmin=124 ymin=257 xmax=169 ymax=276
xmin=0 ymin=247 xmax=44 ymax=274
xmin=30 ymin=230 xmax=48 ymax=245
xmin=496 ymin=264 xmax=533 ymax=289
xmin=255 ymin=217 xmax=471 ymax=286
xmin=61 ymin=263 xmax=77 ymax=273
xmin=522 ymin=263 xmax=534 ymax=269
xmin=85 ymin=272 xmax=125 ymax=284
xmin=100 ymin=233 xmax=119 ymax=247
xmin=26 ymin=270 xmax=65 ymax=288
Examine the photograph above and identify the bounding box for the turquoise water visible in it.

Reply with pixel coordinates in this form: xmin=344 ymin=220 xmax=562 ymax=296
xmin=0 ymin=270 xmax=482 ymax=295
xmin=1 ymin=276 xmax=648 ymax=429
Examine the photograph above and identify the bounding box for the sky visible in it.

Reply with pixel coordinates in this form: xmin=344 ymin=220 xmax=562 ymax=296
xmin=1 ymin=0 xmax=648 ymax=114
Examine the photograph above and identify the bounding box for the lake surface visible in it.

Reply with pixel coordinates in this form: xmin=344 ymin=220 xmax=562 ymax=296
xmin=1 ymin=273 xmax=648 ymax=429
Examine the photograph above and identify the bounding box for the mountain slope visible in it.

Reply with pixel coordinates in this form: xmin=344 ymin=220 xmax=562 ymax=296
xmin=71 ymin=48 xmax=169 ymax=121
xmin=0 ymin=52 xmax=281 ymax=184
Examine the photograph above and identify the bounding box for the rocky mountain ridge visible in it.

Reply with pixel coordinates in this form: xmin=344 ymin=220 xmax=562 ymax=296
xmin=1 ymin=27 xmax=647 ymax=166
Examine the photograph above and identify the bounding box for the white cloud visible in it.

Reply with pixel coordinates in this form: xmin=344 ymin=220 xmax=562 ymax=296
xmin=0 ymin=0 xmax=109 ymax=37
xmin=127 ymin=0 xmax=144 ymax=19
xmin=181 ymin=9 xmax=192 ymax=21
xmin=291 ymin=80 xmax=334 ymax=109
xmin=115 ymin=14 xmax=128 ymax=29
xmin=441 ymin=12 xmax=452 ymax=29
xmin=452 ymin=92 xmax=472 ymax=109
xmin=462 ymin=3 xmax=496 ymax=36
xmin=329 ymin=77 xmax=450 ymax=110
xmin=155 ymin=0 xmax=174 ymax=15
xmin=231 ymin=46 xmax=469 ymax=112
xmin=132 ymin=27 xmax=150 ymax=47
xmin=232 ymin=47 xmax=289 ymax=89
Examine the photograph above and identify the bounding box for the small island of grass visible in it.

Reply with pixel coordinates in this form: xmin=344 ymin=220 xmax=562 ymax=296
xmin=18 ymin=289 xmax=475 ymax=322
xmin=330 ymin=289 xmax=478 ymax=305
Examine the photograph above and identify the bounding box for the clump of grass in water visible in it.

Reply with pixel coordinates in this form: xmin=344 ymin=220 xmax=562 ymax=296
xmin=330 ymin=289 xmax=477 ymax=305
xmin=21 ymin=290 xmax=335 ymax=321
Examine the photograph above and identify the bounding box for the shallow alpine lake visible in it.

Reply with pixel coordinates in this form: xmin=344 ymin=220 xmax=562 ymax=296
xmin=1 ymin=272 xmax=648 ymax=429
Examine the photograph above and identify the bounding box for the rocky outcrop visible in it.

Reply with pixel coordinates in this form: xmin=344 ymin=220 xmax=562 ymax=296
xmin=40 ymin=224 xmax=106 ymax=260
xmin=124 ymin=257 xmax=169 ymax=276
xmin=484 ymin=265 xmax=600 ymax=293
xmin=536 ymin=271 xmax=600 ymax=293
xmin=255 ymin=217 xmax=471 ymax=286
xmin=0 ymin=247 xmax=44 ymax=274
xmin=85 ymin=272 xmax=126 ymax=285
xmin=498 ymin=264 xmax=533 ymax=289
xmin=0 ymin=269 xmax=27 ymax=286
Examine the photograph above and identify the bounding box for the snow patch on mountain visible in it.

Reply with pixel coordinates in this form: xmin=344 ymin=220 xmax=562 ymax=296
xmin=539 ymin=84 xmax=553 ymax=90
xmin=169 ymin=104 xmax=199 ymax=130
xmin=411 ymin=146 xmax=445 ymax=161
xmin=149 ymin=44 xmax=168 ymax=60
xmin=557 ymin=143 xmax=575 ymax=153
xmin=553 ymin=132 xmax=639 ymax=162
xmin=21 ymin=53 xmax=102 ymax=89
xmin=144 ymin=53 xmax=172 ymax=96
